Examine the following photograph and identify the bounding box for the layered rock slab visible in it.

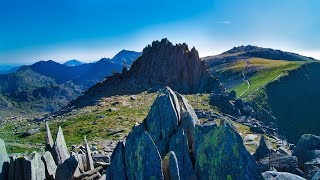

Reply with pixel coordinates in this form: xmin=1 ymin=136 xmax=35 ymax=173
xmin=194 ymin=121 xmax=263 ymax=180
xmin=162 ymin=151 xmax=180 ymax=180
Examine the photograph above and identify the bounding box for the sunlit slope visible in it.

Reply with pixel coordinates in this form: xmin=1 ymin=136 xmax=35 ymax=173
xmin=229 ymin=58 xmax=303 ymax=99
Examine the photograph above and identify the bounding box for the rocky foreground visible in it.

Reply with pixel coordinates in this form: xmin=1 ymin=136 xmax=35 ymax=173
xmin=0 ymin=87 xmax=319 ymax=179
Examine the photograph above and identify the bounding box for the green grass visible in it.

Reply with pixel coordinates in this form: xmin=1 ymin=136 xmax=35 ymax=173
xmin=231 ymin=58 xmax=303 ymax=99
xmin=0 ymin=92 xmax=158 ymax=154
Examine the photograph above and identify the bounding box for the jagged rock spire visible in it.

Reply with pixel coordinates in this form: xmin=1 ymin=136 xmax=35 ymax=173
xmin=253 ymin=136 xmax=271 ymax=161
xmin=84 ymin=136 xmax=94 ymax=171
xmin=45 ymin=121 xmax=54 ymax=151
xmin=106 ymin=141 xmax=126 ymax=180
xmin=52 ymin=126 xmax=70 ymax=165
xmin=0 ymin=138 xmax=9 ymax=179
xmin=145 ymin=87 xmax=180 ymax=157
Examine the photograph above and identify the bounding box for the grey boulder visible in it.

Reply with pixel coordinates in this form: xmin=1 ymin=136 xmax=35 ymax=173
xmin=55 ymin=156 xmax=78 ymax=180
xmin=106 ymin=141 xmax=126 ymax=180
xmin=41 ymin=151 xmax=57 ymax=180
xmin=23 ymin=152 xmax=46 ymax=180
xmin=134 ymin=131 xmax=164 ymax=180
xmin=194 ymin=121 xmax=263 ymax=180
xmin=52 ymin=126 xmax=70 ymax=165
xmin=258 ymin=153 xmax=304 ymax=176
xmin=253 ymin=136 xmax=271 ymax=161
xmin=145 ymin=87 xmax=180 ymax=157
xmin=262 ymin=171 xmax=306 ymax=180
xmin=0 ymin=138 xmax=9 ymax=180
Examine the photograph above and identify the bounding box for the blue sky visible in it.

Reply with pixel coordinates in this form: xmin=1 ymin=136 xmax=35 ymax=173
xmin=0 ymin=0 xmax=319 ymax=65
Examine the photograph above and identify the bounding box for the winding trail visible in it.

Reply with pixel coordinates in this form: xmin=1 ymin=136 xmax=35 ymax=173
xmin=239 ymin=60 xmax=251 ymax=97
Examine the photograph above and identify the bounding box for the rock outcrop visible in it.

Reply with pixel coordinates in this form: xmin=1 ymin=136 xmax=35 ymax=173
xmin=106 ymin=87 xmax=263 ymax=180
xmin=0 ymin=138 xmax=9 ymax=180
xmin=0 ymin=123 xmax=104 ymax=180
xmin=162 ymin=151 xmax=180 ymax=180
xmin=42 ymin=151 xmax=57 ymax=180
xmin=69 ymin=39 xmax=223 ymax=108
xmin=262 ymin=171 xmax=306 ymax=180
xmin=22 ymin=152 xmax=46 ymax=180
xmin=253 ymin=136 xmax=272 ymax=161
xmin=145 ymin=87 xmax=180 ymax=157
xmin=168 ymin=129 xmax=196 ymax=179
xmin=52 ymin=126 xmax=70 ymax=165
xmin=55 ymin=156 xmax=78 ymax=180
xmin=45 ymin=121 xmax=54 ymax=151
xmin=258 ymin=153 xmax=304 ymax=176
xmin=134 ymin=132 xmax=164 ymax=179
xmin=292 ymin=134 xmax=320 ymax=178
xmin=194 ymin=121 xmax=263 ymax=179
xmin=106 ymin=142 xmax=126 ymax=180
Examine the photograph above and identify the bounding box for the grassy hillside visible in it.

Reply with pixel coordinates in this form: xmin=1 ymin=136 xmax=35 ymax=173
xmin=228 ymin=58 xmax=303 ymax=99
xmin=0 ymin=91 xmax=285 ymax=155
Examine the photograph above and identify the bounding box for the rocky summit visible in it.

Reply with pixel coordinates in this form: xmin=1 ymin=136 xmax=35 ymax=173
xmin=106 ymin=87 xmax=263 ymax=180
xmin=70 ymin=39 xmax=223 ymax=108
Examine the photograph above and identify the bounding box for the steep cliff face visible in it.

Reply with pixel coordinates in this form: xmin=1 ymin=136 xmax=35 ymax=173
xmin=70 ymin=39 xmax=222 ymax=108
xmin=263 ymin=62 xmax=320 ymax=143
xmin=129 ymin=39 xmax=220 ymax=94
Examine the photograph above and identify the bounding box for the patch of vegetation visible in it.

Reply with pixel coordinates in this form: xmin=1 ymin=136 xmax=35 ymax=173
xmin=231 ymin=58 xmax=303 ymax=99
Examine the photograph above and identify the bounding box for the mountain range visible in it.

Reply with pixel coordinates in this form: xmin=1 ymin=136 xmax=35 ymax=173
xmin=0 ymin=39 xmax=320 ymax=179
xmin=0 ymin=50 xmax=141 ymax=118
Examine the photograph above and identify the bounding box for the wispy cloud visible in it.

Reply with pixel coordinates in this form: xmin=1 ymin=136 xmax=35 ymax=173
xmin=216 ymin=20 xmax=231 ymax=25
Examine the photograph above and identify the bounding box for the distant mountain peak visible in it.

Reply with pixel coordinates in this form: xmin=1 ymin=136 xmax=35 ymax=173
xmin=64 ymin=59 xmax=84 ymax=66
xmin=221 ymin=45 xmax=316 ymax=61
xmin=111 ymin=50 xmax=141 ymax=66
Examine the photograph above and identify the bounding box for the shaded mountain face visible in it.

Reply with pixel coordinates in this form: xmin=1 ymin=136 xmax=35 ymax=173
xmin=69 ymin=39 xmax=223 ymax=108
xmin=264 ymin=62 xmax=320 ymax=143
xmin=63 ymin=60 xmax=84 ymax=66
xmin=111 ymin=50 xmax=141 ymax=67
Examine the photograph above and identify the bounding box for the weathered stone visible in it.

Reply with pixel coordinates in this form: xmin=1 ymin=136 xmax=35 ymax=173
xmin=23 ymin=152 xmax=46 ymax=180
xmin=176 ymin=93 xmax=199 ymax=150
xmin=84 ymin=136 xmax=94 ymax=171
xmin=293 ymin=134 xmax=320 ymax=171
xmin=278 ymin=146 xmax=292 ymax=155
xmin=253 ymin=136 xmax=272 ymax=161
xmin=145 ymin=87 xmax=180 ymax=157
xmin=106 ymin=141 xmax=126 ymax=180
xmin=41 ymin=151 xmax=57 ymax=180
xmin=258 ymin=153 xmax=304 ymax=176
xmin=306 ymin=165 xmax=320 ymax=179
xmin=55 ymin=156 xmax=78 ymax=180
xmin=74 ymin=166 xmax=103 ymax=180
xmin=169 ymin=129 xmax=196 ymax=180
xmin=0 ymin=138 xmax=9 ymax=180
xmin=13 ymin=157 xmax=24 ymax=180
xmin=134 ymin=131 xmax=163 ymax=179
xmin=124 ymin=123 xmax=145 ymax=179
xmin=71 ymin=152 xmax=85 ymax=173
xmin=312 ymin=170 xmax=320 ymax=180
xmin=8 ymin=156 xmax=16 ymax=180
xmin=52 ymin=126 xmax=70 ymax=165
xmin=162 ymin=151 xmax=180 ymax=180
xmin=129 ymin=38 xmax=222 ymax=94
xmin=194 ymin=121 xmax=263 ymax=179
xmin=262 ymin=171 xmax=306 ymax=180
xmin=45 ymin=121 xmax=54 ymax=152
